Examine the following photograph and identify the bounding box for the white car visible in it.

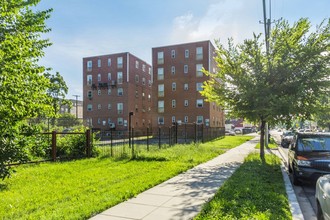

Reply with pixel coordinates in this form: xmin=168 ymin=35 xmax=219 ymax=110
xmin=316 ymin=174 xmax=330 ymax=220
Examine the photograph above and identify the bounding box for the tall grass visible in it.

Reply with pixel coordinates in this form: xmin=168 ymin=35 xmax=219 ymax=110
xmin=0 ymin=135 xmax=252 ymax=219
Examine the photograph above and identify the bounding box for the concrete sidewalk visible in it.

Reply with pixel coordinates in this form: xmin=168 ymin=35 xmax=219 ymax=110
xmin=90 ymin=137 xmax=259 ymax=220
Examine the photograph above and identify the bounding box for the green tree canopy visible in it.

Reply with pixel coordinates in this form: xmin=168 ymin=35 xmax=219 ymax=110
xmin=202 ymin=18 xmax=330 ymax=157
xmin=0 ymin=0 xmax=53 ymax=179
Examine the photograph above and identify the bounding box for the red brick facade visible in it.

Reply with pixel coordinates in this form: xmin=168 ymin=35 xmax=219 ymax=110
xmin=83 ymin=53 xmax=153 ymax=131
xmin=151 ymin=41 xmax=225 ymax=128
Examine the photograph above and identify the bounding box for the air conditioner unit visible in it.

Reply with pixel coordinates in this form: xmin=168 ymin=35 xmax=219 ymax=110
xmin=109 ymin=123 xmax=115 ymax=128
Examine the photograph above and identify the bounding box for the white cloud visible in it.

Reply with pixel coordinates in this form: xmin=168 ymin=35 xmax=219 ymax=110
xmin=170 ymin=0 xmax=263 ymax=45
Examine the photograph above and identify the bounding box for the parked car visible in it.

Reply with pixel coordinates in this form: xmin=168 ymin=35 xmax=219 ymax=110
xmin=281 ymin=131 xmax=295 ymax=148
xmin=315 ymin=174 xmax=330 ymax=220
xmin=225 ymin=130 xmax=236 ymax=136
xmin=288 ymin=132 xmax=330 ymax=185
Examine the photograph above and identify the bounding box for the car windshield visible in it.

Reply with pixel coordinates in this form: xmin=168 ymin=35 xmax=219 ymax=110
xmin=297 ymin=137 xmax=330 ymax=152
xmin=283 ymin=132 xmax=294 ymax=137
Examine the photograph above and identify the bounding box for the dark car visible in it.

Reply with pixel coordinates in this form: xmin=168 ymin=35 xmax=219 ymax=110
xmin=288 ymin=132 xmax=330 ymax=185
xmin=315 ymin=174 xmax=330 ymax=220
xmin=281 ymin=131 xmax=295 ymax=148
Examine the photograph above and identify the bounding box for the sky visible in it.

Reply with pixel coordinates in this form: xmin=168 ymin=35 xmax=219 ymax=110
xmin=35 ymin=0 xmax=330 ymax=100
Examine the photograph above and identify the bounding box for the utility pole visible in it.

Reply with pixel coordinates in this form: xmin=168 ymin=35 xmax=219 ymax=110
xmin=261 ymin=0 xmax=272 ymax=147
xmin=72 ymin=95 xmax=80 ymax=118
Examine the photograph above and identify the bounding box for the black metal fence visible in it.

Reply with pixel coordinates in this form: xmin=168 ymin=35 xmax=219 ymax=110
xmin=92 ymin=124 xmax=225 ymax=158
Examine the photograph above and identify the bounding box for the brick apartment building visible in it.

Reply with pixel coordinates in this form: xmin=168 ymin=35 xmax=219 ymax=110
xmin=83 ymin=53 xmax=152 ymax=131
xmin=152 ymin=40 xmax=225 ymax=128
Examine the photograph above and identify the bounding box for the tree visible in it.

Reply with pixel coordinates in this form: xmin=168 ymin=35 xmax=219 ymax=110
xmin=0 ymin=0 xmax=53 ymax=179
xmin=45 ymin=72 xmax=70 ymax=124
xmin=202 ymin=18 xmax=330 ymax=158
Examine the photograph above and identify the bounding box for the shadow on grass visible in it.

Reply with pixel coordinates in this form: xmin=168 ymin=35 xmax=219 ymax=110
xmin=131 ymin=155 xmax=168 ymax=162
xmin=0 ymin=183 xmax=8 ymax=191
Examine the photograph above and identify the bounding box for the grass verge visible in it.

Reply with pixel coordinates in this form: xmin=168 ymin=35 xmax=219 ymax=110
xmin=0 ymin=135 xmax=252 ymax=219
xmin=195 ymin=153 xmax=291 ymax=220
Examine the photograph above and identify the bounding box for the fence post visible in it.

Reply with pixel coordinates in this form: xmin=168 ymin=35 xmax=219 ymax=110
xmin=201 ymin=124 xmax=204 ymax=143
xmin=175 ymin=122 xmax=178 ymax=144
xmin=132 ymin=128 xmax=135 ymax=158
xmin=110 ymin=129 xmax=113 ymax=157
xmin=158 ymin=127 xmax=161 ymax=149
xmin=52 ymin=131 xmax=57 ymax=161
xmin=169 ymin=127 xmax=171 ymax=146
xmin=147 ymin=127 xmax=149 ymax=151
xmin=86 ymin=129 xmax=91 ymax=157
xmin=184 ymin=123 xmax=187 ymax=143
xmin=194 ymin=123 xmax=197 ymax=143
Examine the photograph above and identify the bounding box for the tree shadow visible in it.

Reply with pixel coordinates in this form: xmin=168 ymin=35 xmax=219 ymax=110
xmin=0 ymin=183 xmax=8 ymax=192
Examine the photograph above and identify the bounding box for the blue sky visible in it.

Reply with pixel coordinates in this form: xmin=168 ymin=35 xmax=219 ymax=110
xmin=35 ymin=0 xmax=330 ymax=100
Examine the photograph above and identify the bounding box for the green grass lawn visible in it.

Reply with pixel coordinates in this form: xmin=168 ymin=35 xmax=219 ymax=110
xmin=195 ymin=153 xmax=291 ymax=220
xmin=0 ymin=135 xmax=252 ymax=220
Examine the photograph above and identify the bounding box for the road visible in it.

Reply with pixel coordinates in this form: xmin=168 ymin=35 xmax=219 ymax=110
xmin=270 ymin=130 xmax=317 ymax=220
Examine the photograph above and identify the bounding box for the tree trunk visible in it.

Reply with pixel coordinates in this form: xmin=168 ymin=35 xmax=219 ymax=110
xmin=260 ymin=120 xmax=266 ymax=159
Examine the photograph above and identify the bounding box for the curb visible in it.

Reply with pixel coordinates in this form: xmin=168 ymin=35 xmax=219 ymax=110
xmin=277 ymin=147 xmax=304 ymax=220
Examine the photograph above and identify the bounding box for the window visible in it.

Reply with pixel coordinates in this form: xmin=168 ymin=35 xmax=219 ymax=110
xmin=98 ymin=59 xmax=101 ymax=67
xmin=108 ymin=73 xmax=111 ymax=81
xmin=117 ymin=57 xmax=123 ymax=68
xmin=196 ymin=47 xmax=203 ymax=60
xmin=158 ymin=84 xmax=164 ymax=97
xmin=185 ymin=49 xmax=189 ymax=58
xmin=184 ymin=65 xmax=188 ymax=74
xmin=197 ymin=116 xmax=203 ymax=124
xmin=157 ymin=51 xmax=164 ymax=64
xmin=108 ymin=88 xmax=111 ymax=95
xmin=172 ymin=100 xmax=176 ymax=108
xmin=118 ymin=118 xmax=123 ymax=125
xmin=87 ymin=60 xmax=92 ymax=71
xmin=196 ymin=64 xmax=203 ymax=77
xmin=108 ymin=103 xmax=111 ymax=109
xmin=98 ymin=104 xmax=101 ymax=110
xmin=196 ymin=99 xmax=204 ymax=108
xmin=97 ymin=90 xmax=101 ymax=95
xmin=98 ymin=118 xmax=101 ymax=124
xmin=158 ymin=100 xmax=164 ymax=113
xmin=87 ymin=104 xmax=92 ymax=111
xmin=148 ymin=67 xmax=152 ymax=75
xmin=117 ymin=88 xmax=123 ymax=96
xmin=171 ymin=49 xmax=175 ymax=58
xmin=172 ymin=116 xmax=176 ymax=123
xmin=142 ymin=64 xmax=146 ymax=72
xmin=158 ymin=117 xmax=164 ymax=125
xmin=157 ymin=68 xmax=164 ymax=80
xmin=184 ymin=100 xmax=189 ymax=106
xmin=172 ymin=82 xmax=176 ymax=91
xmin=184 ymin=116 xmax=188 ymax=123
xmin=184 ymin=83 xmax=188 ymax=91
xmin=117 ymin=72 xmax=123 ymax=84
xmin=142 ymin=77 xmax=146 ymax=85
xmin=87 ymin=90 xmax=92 ymax=99
xmin=196 ymin=82 xmax=203 ymax=91
xmin=117 ymin=103 xmax=123 ymax=114
xmin=98 ymin=73 xmax=101 ymax=82
xmin=135 ymin=75 xmax=139 ymax=83
xmin=87 ymin=75 xmax=92 ymax=85
xmin=135 ymin=60 xmax=139 ymax=69
xmin=107 ymin=58 xmax=111 ymax=67
xmin=171 ymin=66 xmax=175 ymax=75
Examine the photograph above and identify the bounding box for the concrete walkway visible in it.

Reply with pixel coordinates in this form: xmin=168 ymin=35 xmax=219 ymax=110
xmin=90 ymin=137 xmax=259 ymax=220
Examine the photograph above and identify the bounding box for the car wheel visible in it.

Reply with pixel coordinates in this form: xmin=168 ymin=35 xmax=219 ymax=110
xmin=288 ymin=163 xmax=292 ymax=173
xmin=292 ymin=167 xmax=301 ymax=186
xmin=316 ymin=201 xmax=324 ymax=220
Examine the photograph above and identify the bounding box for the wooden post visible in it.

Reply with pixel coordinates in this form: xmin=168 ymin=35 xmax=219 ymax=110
xmin=52 ymin=131 xmax=57 ymax=161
